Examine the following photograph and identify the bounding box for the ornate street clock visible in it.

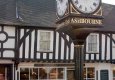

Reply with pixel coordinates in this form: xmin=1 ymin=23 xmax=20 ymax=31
xmin=56 ymin=0 xmax=103 ymax=26
xmin=56 ymin=1 xmax=103 ymax=80
xmin=56 ymin=0 xmax=103 ymax=42
xmin=56 ymin=0 xmax=103 ymax=40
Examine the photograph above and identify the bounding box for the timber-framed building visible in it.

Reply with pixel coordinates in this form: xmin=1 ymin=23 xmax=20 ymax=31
xmin=0 ymin=0 xmax=115 ymax=80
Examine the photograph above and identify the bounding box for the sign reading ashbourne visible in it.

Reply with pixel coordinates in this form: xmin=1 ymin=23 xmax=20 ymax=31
xmin=57 ymin=17 xmax=103 ymax=28
xmin=70 ymin=18 xmax=102 ymax=25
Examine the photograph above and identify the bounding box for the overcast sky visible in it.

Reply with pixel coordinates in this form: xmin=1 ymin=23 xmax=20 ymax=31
xmin=102 ymin=0 xmax=115 ymax=5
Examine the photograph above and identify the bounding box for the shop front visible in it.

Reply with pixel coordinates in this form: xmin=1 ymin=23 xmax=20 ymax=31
xmin=0 ymin=60 xmax=14 ymax=80
xmin=15 ymin=63 xmax=112 ymax=80
xmin=16 ymin=63 xmax=69 ymax=80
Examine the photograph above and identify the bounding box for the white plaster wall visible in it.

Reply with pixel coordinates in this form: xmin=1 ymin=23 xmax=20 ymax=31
xmin=4 ymin=26 xmax=15 ymax=36
xmin=25 ymin=36 xmax=29 ymax=59
xmin=3 ymin=27 xmax=15 ymax=48
xmin=3 ymin=39 xmax=15 ymax=48
xmin=55 ymin=32 xmax=59 ymax=59
xmin=112 ymin=34 xmax=115 ymax=60
xmin=70 ymin=43 xmax=74 ymax=60
xmin=3 ymin=51 xmax=14 ymax=57
xmin=107 ymin=35 xmax=110 ymax=60
xmin=101 ymin=34 xmax=106 ymax=60
xmin=30 ymin=30 xmax=35 ymax=59
xmin=61 ymin=38 xmax=64 ymax=60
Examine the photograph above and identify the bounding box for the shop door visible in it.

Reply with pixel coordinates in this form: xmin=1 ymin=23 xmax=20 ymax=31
xmin=0 ymin=64 xmax=13 ymax=80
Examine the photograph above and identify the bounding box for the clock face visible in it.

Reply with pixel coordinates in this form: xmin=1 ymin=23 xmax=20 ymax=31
xmin=56 ymin=0 xmax=68 ymax=17
xmin=72 ymin=0 xmax=101 ymax=14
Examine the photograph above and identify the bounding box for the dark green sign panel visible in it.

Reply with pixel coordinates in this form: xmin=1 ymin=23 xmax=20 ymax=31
xmin=100 ymin=70 xmax=109 ymax=80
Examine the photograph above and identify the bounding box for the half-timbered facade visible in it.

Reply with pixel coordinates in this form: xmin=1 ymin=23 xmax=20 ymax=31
xmin=0 ymin=0 xmax=115 ymax=80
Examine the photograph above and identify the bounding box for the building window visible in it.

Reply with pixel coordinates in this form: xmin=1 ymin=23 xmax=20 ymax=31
xmin=38 ymin=31 xmax=53 ymax=51
xmin=87 ymin=33 xmax=99 ymax=53
xmin=19 ymin=67 xmax=66 ymax=80
xmin=113 ymin=70 xmax=115 ymax=80
xmin=67 ymin=69 xmax=75 ymax=80
xmin=20 ymin=68 xmax=29 ymax=80
xmin=84 ymin=67 xmax=95 ymax=80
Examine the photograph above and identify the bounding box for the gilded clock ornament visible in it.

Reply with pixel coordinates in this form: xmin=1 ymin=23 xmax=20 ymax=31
xmin=72 ymin=0 xmax=101 ymax=14
xmin=56 ymin=0 xmax=68 ymax=17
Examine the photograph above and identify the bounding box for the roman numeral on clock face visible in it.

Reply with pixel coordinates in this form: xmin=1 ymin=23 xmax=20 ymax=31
xmin=85 ymin=7 xmax=87 ymax=11
xmin=75 ymin=0 xmax=78 ymax=4
xmin=79 ymin=5 xmax=82 ymax=9
xmin=93 ymin=2 xmax=97 ymax=6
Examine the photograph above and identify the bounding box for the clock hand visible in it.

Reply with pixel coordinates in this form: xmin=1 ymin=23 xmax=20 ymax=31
xmin=59 ymin=0 xmax=63 ymax=3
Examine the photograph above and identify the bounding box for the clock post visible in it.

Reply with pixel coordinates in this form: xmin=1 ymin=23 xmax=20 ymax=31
xmin=56 ymin=0 xmax=103 ymax=80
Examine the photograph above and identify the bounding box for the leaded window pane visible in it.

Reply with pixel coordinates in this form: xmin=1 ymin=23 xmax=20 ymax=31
xmin=20 ymin=68 xmax=29 ymax=80
xmin=58 ymin=68 xmax=64 ymax=79
xmin=87 ymin=68 xmax=95 ymax=78
xmin=39 ymin=68 xmax=47 ymax=79
xmin=40 ymin=41 xmax=50 ymax=51
xmin=88 ymin=35 xmax=97 ymax=52
xmin=84 ymin=67 xmax=95 ymax=80
xmin=49 ymin=68 xmax=57 ymax=79
xmin=30 ymin=68 xmax=38 ymax=79
xmin=40 ymin=32 xmax=51 ymax=51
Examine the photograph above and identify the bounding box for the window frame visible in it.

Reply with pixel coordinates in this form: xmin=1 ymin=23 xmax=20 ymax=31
xmin=37 ymin=30 xmax=53 ymax=52
xmin=86 ymin=33 xmax=99 ymax=53
xmin=84 ymin=67 xmax=95 ymax=80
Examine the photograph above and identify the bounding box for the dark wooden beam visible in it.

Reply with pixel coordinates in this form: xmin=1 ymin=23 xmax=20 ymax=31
xmin=110 ymin=33 xmax=112 ymax=63
xmin=99 ymin=33 xmax=102 ymax=62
